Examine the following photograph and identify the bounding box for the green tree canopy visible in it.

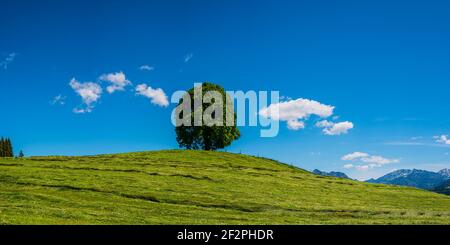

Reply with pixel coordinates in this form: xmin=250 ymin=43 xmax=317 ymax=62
xmin=0 ymin=137 xmax=13 ymax=157
xmin=175 ymin=82 xmax=240 ymax=150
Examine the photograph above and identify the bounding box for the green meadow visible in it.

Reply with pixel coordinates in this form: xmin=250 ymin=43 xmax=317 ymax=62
xmin=0 ymin=150 xmax=449 ymax=224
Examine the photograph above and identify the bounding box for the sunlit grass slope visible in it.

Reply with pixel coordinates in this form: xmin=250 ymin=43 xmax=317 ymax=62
xmin=0 ymin=150 xmax=449 ymax=224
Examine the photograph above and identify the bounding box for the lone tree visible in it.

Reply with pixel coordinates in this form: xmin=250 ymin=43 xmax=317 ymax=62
xmin=175 ymin=82 xmax=240 ymax=150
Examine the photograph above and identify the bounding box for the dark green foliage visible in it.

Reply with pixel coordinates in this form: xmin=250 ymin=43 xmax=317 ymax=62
xmin=0 ymin=137 xmax=14 ymax=157
xmin=175 ymin=82 xmax=240 ymax=150
xmin=433 ymin=180 xmax=450 ymax=195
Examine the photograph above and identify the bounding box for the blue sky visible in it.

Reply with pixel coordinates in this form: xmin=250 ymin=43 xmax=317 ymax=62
xmin=1 ymin=0 xmax=450 ymax=179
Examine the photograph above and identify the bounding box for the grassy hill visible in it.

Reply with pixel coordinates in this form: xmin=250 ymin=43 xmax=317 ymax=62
xmin=0 ymin=150 xmax=449 ymax=224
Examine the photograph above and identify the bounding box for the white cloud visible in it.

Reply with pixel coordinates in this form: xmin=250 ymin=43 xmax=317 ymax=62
xmin=343 ymin=164 xmax=354 ymax=169
xmin=341 ymin=152 xmax=369 ymax=161
xmin=316 ymin=120 xmax=354 ymax=135
xmin=136 ymin=84 xmax=169 ymax=107
xmin=410 ymin=136 xmax=423 ymax=140
xmin=184 ymin=53 xmax=193 ymax=63
xmin=435 ymin=135 xmax=450 ymax=145
xmin=99 ymin=71 xmax=132 ymax=94
xmin=323 ymin=121 xmax=354 ymax=135
xmin=342 ymin=152 xmax=399 ymax=171
xmin=259 ymin=98 xmax=334 ymax=131
xmin=360 ymin=155 xmax=399 ymax=165
xmin=139 ymin=65 xmax=154 ymax=71
xmin=72 ymin=108 xmax=89 ymax=114
xmin=259 ymin=98 xmax=353 ymax=135
xmin=50 ymin=94 xmax=66 ymax=105
xmin=1 ymin=52 xmax=17 ymax=69
xmin=355 ymin=165 xmax=370 ymax=171
xmin=287 ymin=119 xmax=305 ymax=130
xmin=69 ymin=78 xmax=102 ymax=113
xmin=261 ymin=98 xmax=334 ymax=120
xmin=315 ymin=120 xmax=334 ymax=128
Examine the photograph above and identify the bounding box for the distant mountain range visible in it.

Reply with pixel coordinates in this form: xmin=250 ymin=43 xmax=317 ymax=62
xmin=366 ymin=169 xmax=450 ymax=192
xmin=438 ymin=168 xmax=450 ymax=178
xmin=312 ymin=168 xmax=450 ymax=195
xmin=312 ymin=169 xmax=351 ymax=179
xmin=433 ymin=180 xmax=450 ymax=195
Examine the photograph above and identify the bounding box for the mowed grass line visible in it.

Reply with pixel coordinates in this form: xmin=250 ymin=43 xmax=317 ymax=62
xmin=0 ymin=150 xmax=449 ymax=224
